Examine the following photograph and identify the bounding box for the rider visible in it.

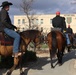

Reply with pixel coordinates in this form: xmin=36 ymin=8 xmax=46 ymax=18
xmin=66 ymin=25 xmax=73 ymax=34
xmin=0 ymin=1 xmax=22 ymax=57
xmin=52 ymin=11 xmax=66 ymax=32
xmin=52 ymin=11 xmax=71 ymax=47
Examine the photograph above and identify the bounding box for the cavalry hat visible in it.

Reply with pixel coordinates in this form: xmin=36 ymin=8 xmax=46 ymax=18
xmin=0 ymin=1 xmax=13 ymax=7
xmin=68 ymin=25 xmax=70 ymax=28
xmin=56 ymin=11 xmax=60 ymax=15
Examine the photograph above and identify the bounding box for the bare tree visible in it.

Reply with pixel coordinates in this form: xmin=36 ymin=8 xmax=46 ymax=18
xmin=20 ymin=0 xmax=36 ymax=29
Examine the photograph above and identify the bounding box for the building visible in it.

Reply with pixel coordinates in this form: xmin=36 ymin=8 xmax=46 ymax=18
xmin=14 ymin=14 xmax=76 ymax=33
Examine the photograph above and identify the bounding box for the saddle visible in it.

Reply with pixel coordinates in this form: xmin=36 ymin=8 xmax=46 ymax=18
xmin=0 ymin=32 xmax=14 ymax=46
xmin=51 ymin=28 xmax=61 ymax=31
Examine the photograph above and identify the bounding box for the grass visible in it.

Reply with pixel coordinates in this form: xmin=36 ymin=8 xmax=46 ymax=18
xmin=29 ymin=42 xmax=48 ymax=48
xmin=41 ymin=44 xmax=48 ymax=48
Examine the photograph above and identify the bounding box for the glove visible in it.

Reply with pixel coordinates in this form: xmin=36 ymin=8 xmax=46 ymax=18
xmin=12 ymin=24 xmax=17 ymax=29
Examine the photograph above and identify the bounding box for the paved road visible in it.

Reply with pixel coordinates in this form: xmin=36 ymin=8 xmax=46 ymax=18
xmin=0 ymin=50 xmax=76 ymax=75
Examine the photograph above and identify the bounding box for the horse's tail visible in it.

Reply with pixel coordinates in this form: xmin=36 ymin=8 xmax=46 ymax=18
xmin=51 ymin=31 xmax=57 ymax=57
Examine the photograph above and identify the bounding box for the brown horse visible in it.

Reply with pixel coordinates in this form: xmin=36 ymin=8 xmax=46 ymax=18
xmin=46 ymin=30 xmax=66 ymax=68
xmin=0 ymin=29 xmax=42 ymax=75
xmin=20 ymin=30 xmax=43 ymax=51
xmin=0 ymin=32 xmax=26 ymax=75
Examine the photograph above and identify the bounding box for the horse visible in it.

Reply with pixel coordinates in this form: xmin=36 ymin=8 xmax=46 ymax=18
xmin=0 ymin=32 xmax=26 ymax=75
xmin=0 ymin=29 xmax=42 ymax=75
xmin=73 ymin=33 xmax=76 ymax=48
xmin=20 ymin=29 xmax=43 ymax=51
xmin=46 ymin=30 xmax=66 ymax=68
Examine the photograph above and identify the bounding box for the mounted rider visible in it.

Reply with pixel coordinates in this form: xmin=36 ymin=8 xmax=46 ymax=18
xmin=52 ymin=11 xmax=71 ymax=47
xmin=66 ymin=25 xmax=73 ymax=34
xmin=0 ymin=1 xmax=22 ymax=57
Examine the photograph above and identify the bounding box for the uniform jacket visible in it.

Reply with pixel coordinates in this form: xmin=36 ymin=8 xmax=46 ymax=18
xmin=0 ymin=8 xmax=17 ymax=31
xmin=66 ymin=28 xmax=73 ymax=34
xmin=52 ymin=15 xmax=66 ymax=32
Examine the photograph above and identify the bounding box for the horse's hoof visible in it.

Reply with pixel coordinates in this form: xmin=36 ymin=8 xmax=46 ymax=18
xmin=51 ymin=66 xmax=54 ymax=68
xmin=59 ymin=63 xmax=62 ymax=66
xmin=6 ymin=71 xmax=11 ymax=75
xmin=20 ymin=72 xmax=25 ymax=75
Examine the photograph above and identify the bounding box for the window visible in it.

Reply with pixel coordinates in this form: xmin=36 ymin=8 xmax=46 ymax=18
xmin=36 ymin=19 xmax=39 ymax=24
xmin=31 ymin=19 xmax=34 ymax=24
xmin=41 ymin=19 xmax=43 ymax=24
xmin=18 ymin=19 xmax=20 ymax=24
xmin=22 ymin=19 xmax=25 ymax=24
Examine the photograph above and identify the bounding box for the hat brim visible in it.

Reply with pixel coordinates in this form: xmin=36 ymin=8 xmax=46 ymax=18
xmin=0 ymin=3 xmax=13 ymax=7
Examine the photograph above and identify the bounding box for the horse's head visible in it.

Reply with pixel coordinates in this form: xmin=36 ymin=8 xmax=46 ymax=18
xmin=34 ymin=30 xmax=45 ymax=45
xmin=20 ymin=30 xmax=45 ymax=49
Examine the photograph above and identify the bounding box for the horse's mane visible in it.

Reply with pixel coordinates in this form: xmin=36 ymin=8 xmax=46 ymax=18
xmin=20 ymin=30 xmax=41 ymax=39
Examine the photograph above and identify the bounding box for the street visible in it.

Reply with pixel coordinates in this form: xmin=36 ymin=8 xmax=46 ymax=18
xmin=0 ymin=49 xmax=76 ymax=75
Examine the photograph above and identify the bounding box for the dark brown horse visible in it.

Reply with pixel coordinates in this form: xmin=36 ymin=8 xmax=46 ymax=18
xmin=46 ymin=30 xmax=66 ymax=68
xmin=20 ymin=30 xmax=43 ymax=51
xmin=0 ymin=29 xmax=42 ymax=75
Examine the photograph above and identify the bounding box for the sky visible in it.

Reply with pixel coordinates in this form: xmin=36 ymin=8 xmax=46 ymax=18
xmin=0 ymin=0 xmax=76 ymax=22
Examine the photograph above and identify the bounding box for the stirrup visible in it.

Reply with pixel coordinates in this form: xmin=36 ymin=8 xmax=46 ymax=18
xmin=67 ymin=44 xmax=72 ymax=47
xmin=22 ymin=51 xmax=25 ymax=54
xmin=12 ymin=52 xmax=22 ymax=57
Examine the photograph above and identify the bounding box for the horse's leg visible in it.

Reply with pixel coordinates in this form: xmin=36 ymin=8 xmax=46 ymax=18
xmin=57 ymin=50 xmax=62 ymax=66
xmin=62 ymin=46 xmax=65 ymax=56
xmin=6 ymin=57 xmax=19 ymax=75
xmin=68 ymin=47 xmax=71 ymax=52
xmin=32 ymin=42 xmax=36 ymax=52
xmin=50 ymin=50 xmax=54 ymax=68
xmin=19 ymin=56 xmax=24 ymax=75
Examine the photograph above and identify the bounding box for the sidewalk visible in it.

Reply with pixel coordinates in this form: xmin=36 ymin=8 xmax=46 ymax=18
xmin=69 ymin=59 xmax=76 ymax=75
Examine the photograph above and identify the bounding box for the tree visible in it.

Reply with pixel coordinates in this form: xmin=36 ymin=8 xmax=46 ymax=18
xmin=20 ymin=0 xmax=36 ymax=29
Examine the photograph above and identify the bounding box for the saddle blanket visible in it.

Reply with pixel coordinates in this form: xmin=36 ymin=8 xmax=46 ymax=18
xmin=0 ymin=32 xmax=13 ymax=46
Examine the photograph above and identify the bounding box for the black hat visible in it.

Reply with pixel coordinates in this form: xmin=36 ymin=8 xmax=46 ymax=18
xmin=0 ymin=1 xmax=13 ymax=7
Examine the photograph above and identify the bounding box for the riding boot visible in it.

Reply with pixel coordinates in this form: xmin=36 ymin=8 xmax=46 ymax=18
xmin=12 ymin=52 xmax=22 ymax=57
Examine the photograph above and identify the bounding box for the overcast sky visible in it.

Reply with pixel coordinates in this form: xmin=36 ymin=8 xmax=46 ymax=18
xmin=0 ymin=0 xmax=76 ymax=22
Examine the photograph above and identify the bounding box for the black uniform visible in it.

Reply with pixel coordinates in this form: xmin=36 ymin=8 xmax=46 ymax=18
xmin=52 ymin=15 xmax=66 ymax=32
xmin=66 ymin=27 xmax=73 ymax=34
